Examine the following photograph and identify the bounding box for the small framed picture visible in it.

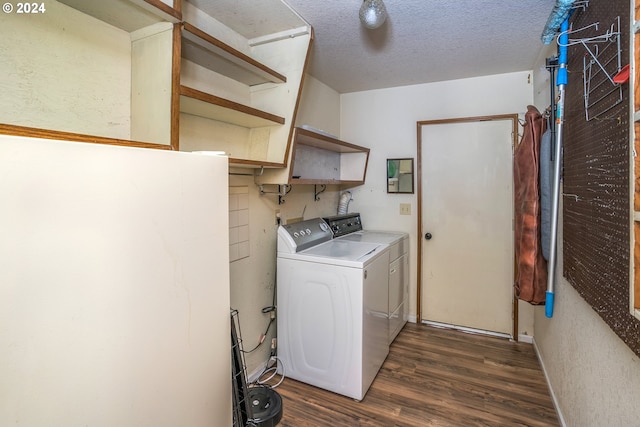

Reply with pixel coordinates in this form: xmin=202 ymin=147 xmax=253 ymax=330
xmin=387 ymin=158 xmax=414 ymax=193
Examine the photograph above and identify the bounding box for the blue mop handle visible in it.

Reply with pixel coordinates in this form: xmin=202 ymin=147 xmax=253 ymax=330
xmin=545 ymin=18 xmax=569 ymax=319
xmin=545 ymin=292 xmax=555 ymax=318
xmin=556 ymin=19 xmax=569 ymax=86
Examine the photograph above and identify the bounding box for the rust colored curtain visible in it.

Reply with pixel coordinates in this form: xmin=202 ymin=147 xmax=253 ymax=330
xmin=514 ymin=105 xmax=548 ymax=304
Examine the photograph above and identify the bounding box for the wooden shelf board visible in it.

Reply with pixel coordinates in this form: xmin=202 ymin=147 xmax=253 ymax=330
xmin=58 ymin=0 xmax=180 ymax=33
xmin=229 ymin=158 xmax=284 ymax=168
xmin=0 ymin=123 xmax=173 ymax=150
xmin=180 ymin=86 xmax=284 ymax=128
xmin=182 ymin=23 xmax=286 ymax=86
xmin=289 ymin=178 xmax=365 ymax=185
xmin=294 ymin=127 xmax=369 ymax=153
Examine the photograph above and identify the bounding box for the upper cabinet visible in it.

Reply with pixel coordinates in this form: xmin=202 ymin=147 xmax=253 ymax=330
xmin=0 ymin=0 xmax=180 ymax=149
xmin=0 ymin=0 xmax=312 ymax=164
xmin=176 ymin=0 xmax=312 ymax=166
xmin=1 ymin=0 xmax=368 ymax=185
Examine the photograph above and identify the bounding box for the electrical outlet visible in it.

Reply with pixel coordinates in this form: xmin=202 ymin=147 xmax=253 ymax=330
xmin=400 ymin=203 xmax=411 ymax=215
xmin=275 ymin=209 xmax=281 ymax=225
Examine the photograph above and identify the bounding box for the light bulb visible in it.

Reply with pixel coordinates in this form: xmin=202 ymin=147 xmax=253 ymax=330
xmin=359 ymin=0 xmax=387 ymax=30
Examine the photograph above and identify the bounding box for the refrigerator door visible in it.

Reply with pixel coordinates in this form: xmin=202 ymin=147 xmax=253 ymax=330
xmin=0 ymin=135 xmax=231 ymax=426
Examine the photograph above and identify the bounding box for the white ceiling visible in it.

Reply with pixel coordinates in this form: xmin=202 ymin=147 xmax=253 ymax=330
xmin=194 ymin=0 xmax=558 ymax=94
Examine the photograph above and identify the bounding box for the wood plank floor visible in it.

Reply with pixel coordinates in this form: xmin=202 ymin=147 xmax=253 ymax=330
xmin=274 ymin=322 xmax=560 ymax=427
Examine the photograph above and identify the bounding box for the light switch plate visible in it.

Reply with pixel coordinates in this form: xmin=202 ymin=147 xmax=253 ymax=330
xmin=400 ymin=203 xmax=411 ymax=215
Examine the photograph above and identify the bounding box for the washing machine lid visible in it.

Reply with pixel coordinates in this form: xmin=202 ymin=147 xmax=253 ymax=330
xmin=285 ymin=239 xmax=385 ymax=267
xmin=337 ymin=230 xmax=407 ymax=245
xmin=303 ymin=239 xmax=379 ymax=260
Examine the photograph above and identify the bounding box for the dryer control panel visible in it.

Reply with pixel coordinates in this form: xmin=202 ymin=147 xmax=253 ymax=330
xmin=323 ymin=213 xmax=363 ymax=237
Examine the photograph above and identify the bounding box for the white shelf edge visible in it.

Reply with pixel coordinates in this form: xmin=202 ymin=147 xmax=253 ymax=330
xmin=58 ymin=0 xmax=179 ymax=33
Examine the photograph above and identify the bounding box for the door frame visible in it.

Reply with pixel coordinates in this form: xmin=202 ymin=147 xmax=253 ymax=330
xmin=416 ymin=114 xmax=519 ymax=337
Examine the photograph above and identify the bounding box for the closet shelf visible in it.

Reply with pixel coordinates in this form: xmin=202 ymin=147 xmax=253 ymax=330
xmin=181 ymin=23 xmax=286 ymax=86
xmin=58 ymin=0 xmax=181 ymax=33
xmin=294 ymin=126 xmax=368 ymax=153
xmin=255 ymin=126 xmax=370 ymax=186
xmin=179 ymin=86 xmax=285 ymax=128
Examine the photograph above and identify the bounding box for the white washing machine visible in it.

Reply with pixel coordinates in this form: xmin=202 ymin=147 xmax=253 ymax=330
xmin=323 ymin=213 xmax=410 ymax=344
xmin=276 ymin=218 xmax=390 ymax=401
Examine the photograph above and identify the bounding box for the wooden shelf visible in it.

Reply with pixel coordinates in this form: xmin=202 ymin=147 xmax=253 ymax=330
xmin=179 ymin=86 xmax=284 ymax=128
xmin=2 ymin=2 xmax=175 ymax=148
xmin=289 ymin=178 xmax=366 ymax=185
xmin=181 ymin=23 xmax=286 ymax=86
xmin=294 ymin=126 xmax=369 ymax=153
xmin=0 ymin=124 xmax=173 ymax=151
xmin=3 ymin=0 xmax=311 ymax=166
xmin=256 ymin=126 xmax=370 ymax=185
xmin=58 ymin=0 xmax=181 ymax=33
xmin=290 ymin=127 xmax=369 ymax=184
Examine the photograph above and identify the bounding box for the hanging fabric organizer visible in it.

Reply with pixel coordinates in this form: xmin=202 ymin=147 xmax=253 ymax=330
xmin=514 ymin=106 xmax=548 ymax=305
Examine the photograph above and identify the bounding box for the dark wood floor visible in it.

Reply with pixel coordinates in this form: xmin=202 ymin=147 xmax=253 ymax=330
xmin=274 ymin=322 xmax=560 ymax=427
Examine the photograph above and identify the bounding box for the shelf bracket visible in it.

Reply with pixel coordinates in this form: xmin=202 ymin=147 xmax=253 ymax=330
xmin=314 ymin=184 xmax=327 ymax=201
xmin=257 ymin=184 xmax=291 ymax=205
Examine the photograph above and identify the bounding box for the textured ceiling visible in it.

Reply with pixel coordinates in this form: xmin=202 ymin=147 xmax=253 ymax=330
xmin=196 ymin=0 xmax=558 ymax=94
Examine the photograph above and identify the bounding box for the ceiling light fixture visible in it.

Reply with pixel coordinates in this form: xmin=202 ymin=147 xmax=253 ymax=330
xmin=359 ymin=0 xmax=387 ymax=30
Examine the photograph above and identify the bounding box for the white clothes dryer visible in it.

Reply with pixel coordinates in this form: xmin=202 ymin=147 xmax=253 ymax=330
xmin=324 ymin=213 xmax=410 ymax=344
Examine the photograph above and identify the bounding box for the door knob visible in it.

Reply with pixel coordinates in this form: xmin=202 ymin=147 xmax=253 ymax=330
xmin=425 ymin=232 xmax=432 ymax=240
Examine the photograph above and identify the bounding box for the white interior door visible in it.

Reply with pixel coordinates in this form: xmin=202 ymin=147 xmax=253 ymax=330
xmin=419 ymin=118 xmax=514 ymax=336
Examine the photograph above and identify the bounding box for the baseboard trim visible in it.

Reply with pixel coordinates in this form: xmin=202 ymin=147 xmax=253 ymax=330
xmin=518 ymin=334 xmax=534 ymax=344
xmin=532 ymin=337 xmax=567 ymax=427
xmin=246 ymin=363 xmax=267 ymax=384
xmin=421 ymin=320 xmax=512 ymax=340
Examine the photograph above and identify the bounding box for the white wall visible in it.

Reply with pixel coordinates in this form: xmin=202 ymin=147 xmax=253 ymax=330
xmin=339 ymin=71 xmax=536 ymax=335
xmin=530 ymin=43 xmax=640 ymax=426
xmin=296 ymin=75 xmax=341 ymax=136
xmin=0 ymin=2 xmax=131 ymax=138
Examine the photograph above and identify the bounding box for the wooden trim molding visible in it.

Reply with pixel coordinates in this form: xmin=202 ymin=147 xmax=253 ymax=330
xmin=171 ymin=23 xmax=182 ymax=151
xmin=0 ymin=124 xmax=173 ymax=150
xmin=143 ymin=0 xmax=181 ymax=21
xmin=283 ymin=27 xmax=315 ymax=173
xmin=416 ymin=114 xmax=519 ymax=338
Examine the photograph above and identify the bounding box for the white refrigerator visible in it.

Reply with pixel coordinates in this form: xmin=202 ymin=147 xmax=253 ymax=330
xmin=0 ymin=135 xmax=231 ymax=426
